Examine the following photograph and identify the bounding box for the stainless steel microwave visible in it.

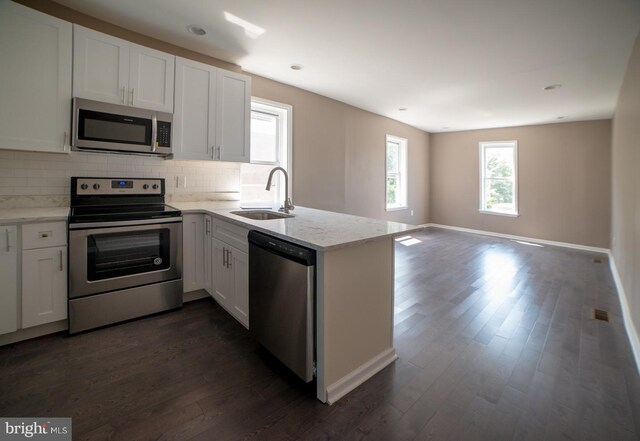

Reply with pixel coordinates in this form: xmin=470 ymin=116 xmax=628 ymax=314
xmin=72 ymin=98 xmax=173 ymax=156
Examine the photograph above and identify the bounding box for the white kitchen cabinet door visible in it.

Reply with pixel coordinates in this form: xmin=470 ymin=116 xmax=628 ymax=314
xmin=0 ymin=1 xmax=72 ymax=153
xmin=230 ymin=247 xmax=249 ymax=328
xmin=0 ymin=226 xmax=18 ymax=335
xmin=216 ymin=69 xmax=251 ymax=163
xmin=173 ymin=57 xmax=217 ymax=160
xmin=182 ymin=214 xmax=205 ymax=293
xmin=129 ymin=43 xmax=175 ymax=113
xmin=22 ymin=246 xmax=68 ymax=328
xmin=73 ymin=25 xmax=129 ymax=106
xmin=73 ymin=26 xmax=174 ymax=112
xmin=204 ymin=216 xmax=214 ymax=294
xmin=211 ymin=238 xmax=232 ymax=307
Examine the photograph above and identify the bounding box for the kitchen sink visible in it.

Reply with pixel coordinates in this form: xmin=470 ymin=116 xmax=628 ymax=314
xmin=230 ymin=210 xmax=294 ymax=220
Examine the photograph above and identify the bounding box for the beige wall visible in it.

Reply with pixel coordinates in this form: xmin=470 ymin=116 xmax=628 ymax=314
xmin=15 ymin=0 xmax=430 ymax=224
xmin=611 ymin=31 xmax=640 ymax=349
xmin=430 ymin=120 xmax=611 ymax=248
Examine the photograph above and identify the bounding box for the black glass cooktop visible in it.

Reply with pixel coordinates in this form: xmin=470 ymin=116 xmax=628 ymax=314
xmin=69 ymin=204 xmax=181 ymax=223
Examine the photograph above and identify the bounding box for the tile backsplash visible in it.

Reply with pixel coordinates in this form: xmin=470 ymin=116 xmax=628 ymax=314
xmin=0 ymin=149 xmax=241 ymax=208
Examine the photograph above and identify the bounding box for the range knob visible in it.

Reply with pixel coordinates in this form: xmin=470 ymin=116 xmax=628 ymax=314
xmin=80 ymin=183 xmax=88 ymax=190
xmin=143 ymin=184 xmax=149 ymax=190
xmin=93 ymin=183 xmax=100 ymax=190
xmin=152 ymin=184 xmax=159 ymax=190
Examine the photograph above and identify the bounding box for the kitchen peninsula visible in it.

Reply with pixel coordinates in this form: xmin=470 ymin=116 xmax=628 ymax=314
xmin=173 ymin=203 xmax=424 ymax=404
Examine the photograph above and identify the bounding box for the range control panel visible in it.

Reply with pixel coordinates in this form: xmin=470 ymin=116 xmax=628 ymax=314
xmin=74 ymin=178 xmax=164 ymax=196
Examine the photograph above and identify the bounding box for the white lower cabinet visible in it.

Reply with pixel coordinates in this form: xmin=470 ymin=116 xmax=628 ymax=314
xmin=204 ymin=215 xmax=214 ymax=294
xmin=211 ymin=237 xmax=249 ymax=328
xmin=201 ymin=218 xmax=249 ymax=328
xmin=21 ymin=221 xmax=68 ymax=329
xmin=22 ymin=246 xmax=67 ymax=328
xmin=182 ymin=214 xmax=205 ymax=292
xmin=0 ymin=226 xmax=18 ymax=335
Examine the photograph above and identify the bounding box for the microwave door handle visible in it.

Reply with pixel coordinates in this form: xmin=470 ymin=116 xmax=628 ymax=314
xmin=151 ymin=114 xmax=157 ymax=153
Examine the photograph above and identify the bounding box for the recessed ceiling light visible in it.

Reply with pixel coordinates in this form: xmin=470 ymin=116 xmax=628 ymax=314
xmin=186 ymin=25 xmax=206 ymax=36
xmin=290 ymin=64 xmax=303 ymax=70
xmin=543 ymin=84 xmax=562 ymax=91
xmin=557 ymin=116 xmax=566 ymax=120
xmin=224 ymin=12 xmax=265 ymax=38
xmin=398 ymin=108 xmax=407 ymax=111
xmin=442 ymin=126 xmax=450 ymax=129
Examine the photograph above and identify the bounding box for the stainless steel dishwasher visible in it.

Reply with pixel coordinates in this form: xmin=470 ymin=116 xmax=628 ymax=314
xmin=248 ymin=230 xmax=316 ymax=382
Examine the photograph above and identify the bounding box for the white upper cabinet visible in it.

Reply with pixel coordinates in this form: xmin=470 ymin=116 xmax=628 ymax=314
xmin=73 ymin=25 xmax=174 ymax=113
xmin=216 ymin=70 xmax=251 ymax=163
xmin=0 ymin=1 xmax=72 ymax=153
xmin=129 ymin=43 xmax=175 ymax=112
xmin=173 ymin=57 xmax=250 ymax=163
xmin=174 ymin=57 xmax=217 ymax=161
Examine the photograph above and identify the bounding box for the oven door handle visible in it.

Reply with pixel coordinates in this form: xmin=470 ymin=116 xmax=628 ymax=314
xmin=69 ymin=217 xmax=182 ymax=230
xmin=151 ymin=113 xmax=158 ymax=153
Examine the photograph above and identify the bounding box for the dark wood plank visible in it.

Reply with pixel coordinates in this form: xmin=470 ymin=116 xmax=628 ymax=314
xmin=1 ymin=227 xmax=639 ymax=441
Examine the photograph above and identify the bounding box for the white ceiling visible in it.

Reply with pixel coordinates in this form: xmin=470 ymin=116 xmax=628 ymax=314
xmin=53 ymin=0 xmax=640 ymax=133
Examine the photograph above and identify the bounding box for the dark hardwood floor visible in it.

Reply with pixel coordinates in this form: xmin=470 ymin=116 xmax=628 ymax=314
xmin=2 ymin=227 xmax=639 ymax=440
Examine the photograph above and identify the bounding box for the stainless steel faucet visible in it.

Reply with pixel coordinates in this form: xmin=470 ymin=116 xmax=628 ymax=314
xmin=266 ymin=166 xmax=294 ymax=213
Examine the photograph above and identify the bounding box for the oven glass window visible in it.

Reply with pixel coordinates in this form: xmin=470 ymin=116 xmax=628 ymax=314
xmin=87 ymin=229 xmax=170 ymax=281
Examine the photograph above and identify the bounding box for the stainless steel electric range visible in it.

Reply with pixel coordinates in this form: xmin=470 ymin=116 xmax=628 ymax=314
xmin=67 ymin=177 xmax=183 ymax=333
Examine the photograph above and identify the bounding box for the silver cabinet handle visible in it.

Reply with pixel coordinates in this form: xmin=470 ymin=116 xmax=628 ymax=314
xmin=122 ymin=86 xmax=126 ymax=104
xmin=5 ymin=229 xmax=9 ymax=252
xmin=205 ymin=218 xmax=210 ymax=235
xmin=130 ymin=88 xmax=134 ymax=106
xmin=211 ymin=146 xmax=215 ymax=160
xmin=63 ymin=131 xmax=67 ymax=149
xmin=59 ymin=249 xmax=64 ymax=272
xmin=151 ymin=114 xmax=158 ymax=152
xmin=222 ymin=247 xmax=227 ymax=267
xmin=227 ymin=250 xmax=232 ymax=269
xmin=217 ymin=146 xmax=221 ymax=160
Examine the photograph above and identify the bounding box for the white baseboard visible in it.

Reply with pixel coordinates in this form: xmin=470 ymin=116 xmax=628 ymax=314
xmin=609 ymin=254 xmax=640 ymax=375
xmin=0 ymin=320 xmax=67 ymax=347
xmin=325 ymin=347 xmax=398 ymax=405
xmin=425 ymin=223 xmax=609 ymax=254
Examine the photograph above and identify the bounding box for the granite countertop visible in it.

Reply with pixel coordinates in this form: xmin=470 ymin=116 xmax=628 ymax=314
xmin=0 ymin=207 xmax=70 ymax=224
xmin=0 ymin=203 xmax=424 ymax=251
xmin=172 ymin=202 xmax=424 ymax=251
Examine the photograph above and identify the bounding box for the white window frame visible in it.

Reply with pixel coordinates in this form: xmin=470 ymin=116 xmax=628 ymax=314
xmin=479 ymin=140 xmax=519 ymax=217
xmin=385 ymin=134 xmax=408 ymax=211
xmin=249 ymin=97 xmax=292 ymax=203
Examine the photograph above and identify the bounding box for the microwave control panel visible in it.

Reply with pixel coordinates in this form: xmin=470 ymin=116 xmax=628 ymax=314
xmin=157 ymin=121 xmax=171 ymax=147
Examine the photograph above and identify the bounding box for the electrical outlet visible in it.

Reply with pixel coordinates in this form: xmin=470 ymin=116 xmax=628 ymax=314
xmin=176 ymin=176 xmax=187 ymax=188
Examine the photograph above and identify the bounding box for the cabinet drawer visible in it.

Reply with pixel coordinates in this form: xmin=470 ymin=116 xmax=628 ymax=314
xmin=22 ymin=222 xmax=67 ymax=250
xmin=212 ymin=218 xmax=248 ymax=253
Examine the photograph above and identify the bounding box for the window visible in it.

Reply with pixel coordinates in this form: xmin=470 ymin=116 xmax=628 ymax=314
xmin=240 ymin=98 xmax=292 ymax=204
xmin=479 ymin=140 xmax=518 ymax=216
xmin=386 ymin=135 xmax=408 ymax=210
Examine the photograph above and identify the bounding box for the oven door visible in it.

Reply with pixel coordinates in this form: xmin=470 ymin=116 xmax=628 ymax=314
xmin=69 ymin=220 xmax=182 ymax=298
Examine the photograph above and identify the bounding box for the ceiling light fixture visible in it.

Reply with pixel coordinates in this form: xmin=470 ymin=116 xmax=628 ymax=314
xmin=290 ymin=64 xmax=303 ymax=70
xmin=543 ymin=84 xmax=562 ymax=91
xmin=223 ymin=12 xmax=266 ymax=38
xmin=557 ymin=116 xmax=566 ymax=120
xmin=442 ymin=126 xmax=450 ymax=129
xmin=186 ymin=25 xmax=206 ymax=36
xmin=398 ymin=108 xmax=407 ymax=111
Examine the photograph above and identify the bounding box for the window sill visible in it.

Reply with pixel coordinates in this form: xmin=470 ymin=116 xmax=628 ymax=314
xmin=386 ymin=206 xmax=408 ymax=212
xmin=479 ymin=209 xmax=519 ymax=218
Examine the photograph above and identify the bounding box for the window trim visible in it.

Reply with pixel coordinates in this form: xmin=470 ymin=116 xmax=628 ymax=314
xmin=479 ymin=140 xmax=519 ymax=217
xmin=249 ymin=97 xmax=293 ymax=203
xmin=385 ymin=134 xmax=408 ymax=211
